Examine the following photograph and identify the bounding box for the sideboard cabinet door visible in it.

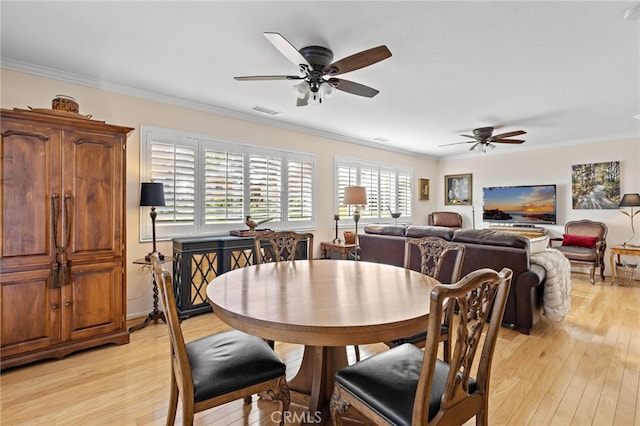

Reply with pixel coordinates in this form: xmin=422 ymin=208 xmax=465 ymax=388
xmin=0 ymin=109 xmax=132 ymax=370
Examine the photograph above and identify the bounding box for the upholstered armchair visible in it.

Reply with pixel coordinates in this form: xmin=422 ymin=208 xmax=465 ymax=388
xmin=427 ymin=211 xmax=463 ymax=230
xmin=552 ymin=219 xmax=608 ymax=284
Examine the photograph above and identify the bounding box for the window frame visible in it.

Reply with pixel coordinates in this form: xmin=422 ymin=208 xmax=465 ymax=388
xmin=140 ymin=125 xmax=316 ymax=241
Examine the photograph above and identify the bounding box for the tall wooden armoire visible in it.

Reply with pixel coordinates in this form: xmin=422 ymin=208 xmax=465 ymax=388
xmin=0 ymin=108 xmax=133 ymax=369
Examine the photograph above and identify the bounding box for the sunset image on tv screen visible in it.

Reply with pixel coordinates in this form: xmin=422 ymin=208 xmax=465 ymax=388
xmin=482 ymin=185 xmax=556 ymax=224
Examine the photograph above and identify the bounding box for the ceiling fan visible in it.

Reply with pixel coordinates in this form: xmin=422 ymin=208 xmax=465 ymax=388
xmin=440 ymin=127 xmax=526 ymax=153
xmin=234 ymin=32 xmax=392 ymax=106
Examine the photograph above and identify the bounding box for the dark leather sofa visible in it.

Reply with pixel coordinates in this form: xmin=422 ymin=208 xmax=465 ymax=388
xmin=358 ymin=224 xmax=547 ymax=334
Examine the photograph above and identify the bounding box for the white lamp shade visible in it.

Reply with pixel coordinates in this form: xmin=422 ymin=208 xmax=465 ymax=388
xmin=344 ymin=186 xmax=367 ymax=205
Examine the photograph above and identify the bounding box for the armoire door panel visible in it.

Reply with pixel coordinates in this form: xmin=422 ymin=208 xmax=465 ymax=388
xmin=62 ymin=260 xmax=124 ymax=341
xmin=0 ymin=268 xmax=60 ymax=357
xmin=62 ymin=130 xmax=123 ymax=260
xmin=0 ymin=122 xmax=60 ymax=269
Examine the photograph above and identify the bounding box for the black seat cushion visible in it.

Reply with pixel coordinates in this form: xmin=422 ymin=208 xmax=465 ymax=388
xmin=187 ymin=329 xmax=286 ymax=402
xmin=334 ymin=343 xmax=476 ymax=426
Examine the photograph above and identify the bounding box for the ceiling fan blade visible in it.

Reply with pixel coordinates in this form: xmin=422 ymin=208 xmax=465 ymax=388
xmin=325 ymin=45 xmax=392 ymax=76
xmin=296 ymin=91 xmax=309 ymax=107
xmin=328 ymin=78 xmax=379 ymax=97
xmin=489 ymin=130 xmax=526 ymax=140
xmin=493 ymin=139 xmax=525 ymax=144
xmin=264 ymin=32 xmax=312 ymax=70
xmin=469 ymin=142 xmax=481 ymax=151
xmin=460 ymin=134 xmax=480 ymax=140
xmin=439 ymin=141 xmax=474 ymax=147
xmin=234 ymin=75 xmax=303 ymax=81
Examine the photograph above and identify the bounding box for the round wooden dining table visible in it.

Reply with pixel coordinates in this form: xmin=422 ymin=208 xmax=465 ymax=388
xmin=206 ymin=259 xmax=438 ymax=421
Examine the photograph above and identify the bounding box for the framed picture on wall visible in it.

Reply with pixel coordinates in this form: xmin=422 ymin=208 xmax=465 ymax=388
xmin=571 ymin=161 xmax=620 ymax=209
xmin=445 ymin=173 xmax=472 ymax=205
xmin=419 ymin=178 xmax=430 ymax=200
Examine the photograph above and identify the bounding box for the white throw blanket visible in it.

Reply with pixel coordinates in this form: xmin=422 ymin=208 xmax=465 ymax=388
xmin=531 ymin=248 xmax=572 ymax=321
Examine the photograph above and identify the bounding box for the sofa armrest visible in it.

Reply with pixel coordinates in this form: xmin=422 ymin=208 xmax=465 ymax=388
xmin=518 ymin=264 xmax=546 ymax=289
xmin=510 ymin=265 xmax=546 ymax=334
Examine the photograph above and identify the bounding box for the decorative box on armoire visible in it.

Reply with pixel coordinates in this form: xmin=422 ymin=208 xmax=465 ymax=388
xmin=0 ymin=108 xmax=133 ymax=370
xmin=172 ymin=235 xmax=309 ymax=319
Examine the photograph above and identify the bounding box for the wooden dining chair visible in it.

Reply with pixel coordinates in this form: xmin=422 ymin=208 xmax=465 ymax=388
xmin=253 ymin=231 xmax=315 ymax=349
xmin=330 ymin=267 xmax=513 ymax=426
xmin=149 ymin=253 xmax=290 ymax=425
xmin=254 ymin=231 xmax=314 ymax=263
xmin=385 ymin=237 xmax=466 ymax=363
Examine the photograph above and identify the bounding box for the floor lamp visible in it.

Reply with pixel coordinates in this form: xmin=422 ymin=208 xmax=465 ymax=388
xmin=344 ymin=186 xmax=367 ymax=260
xmin=619 ymin=193 xmax=640 ymax=246
xmin=140 ymin=182 xmax=166 ymax=261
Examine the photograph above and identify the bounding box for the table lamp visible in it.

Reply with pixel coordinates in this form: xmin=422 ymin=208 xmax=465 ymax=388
xmin=140 ymin=182 xmax=166 ymax=260
xmin=344 ymin=186 xmax=367 ymax=258
xmin=619 ymin=193 xmax=640 ymax=246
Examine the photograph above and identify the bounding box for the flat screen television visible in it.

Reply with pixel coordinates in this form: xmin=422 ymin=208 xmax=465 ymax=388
xmin=482 ymin=184 xmax=557 ymax=225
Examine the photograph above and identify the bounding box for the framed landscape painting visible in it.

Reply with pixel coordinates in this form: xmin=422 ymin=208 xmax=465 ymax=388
xmin=445 ymin=173 xmax=472 ymax=205
xmin=571 ymin=161 xmax=620 ymax=209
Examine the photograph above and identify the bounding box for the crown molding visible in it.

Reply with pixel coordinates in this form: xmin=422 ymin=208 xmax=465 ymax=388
xmin=1 ymin=57 xmax=435 ymax=160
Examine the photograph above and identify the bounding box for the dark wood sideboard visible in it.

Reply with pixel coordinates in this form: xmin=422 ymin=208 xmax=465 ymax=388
xmin=172 ymin=235 xmax=309 ymax=318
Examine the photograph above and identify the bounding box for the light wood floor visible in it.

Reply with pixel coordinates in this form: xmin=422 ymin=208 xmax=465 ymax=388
xmin=1 ymin=273 xmax=638 ymax=425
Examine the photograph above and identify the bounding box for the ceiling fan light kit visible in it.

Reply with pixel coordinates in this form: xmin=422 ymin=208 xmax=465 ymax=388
xmin=235 ymin=32 xmax=391 ymax=106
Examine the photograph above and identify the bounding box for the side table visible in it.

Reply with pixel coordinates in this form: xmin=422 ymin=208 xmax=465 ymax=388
xmin=609 ymin=245 xmax=640 ymax=286
xmin=129 ymin=256 xmax=173 ymax=332
xmin=320 ymin=241 xmax=356 ymax=260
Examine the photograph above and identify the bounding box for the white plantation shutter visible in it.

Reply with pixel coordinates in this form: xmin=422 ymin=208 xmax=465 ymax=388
xmin=397 ymin=171 xmax=412 ymax=216
xmin=336 ymin=162 xmax=358 ymax=218
xmin=334 ymin=156 xmax=413 ymax=223
xmin=287 ymin=154 xmax=314 ymax=222
xmin=379 ymin=170 xmax=396 ymax=214
xmin=249 ymin=153 xmax=282 ymax=221
xmin=151 ymin=141 xmax=196 ymax=223
xmin=204 ymin=146 xmax=244 ymax=225
xmin=360 ymin=167 xmax=379 ymax=219
xmin=140 ymin=129 xmax=198 ymax=238
xmin=140 ymin=126 xmax=315 ymax=239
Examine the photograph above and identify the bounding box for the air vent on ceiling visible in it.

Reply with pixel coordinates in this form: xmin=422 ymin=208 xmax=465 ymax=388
xmin=251 ymin=105 xmax=282 ymax=116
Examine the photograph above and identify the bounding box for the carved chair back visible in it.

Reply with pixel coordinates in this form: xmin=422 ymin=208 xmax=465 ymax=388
xmin=331 ymin=268 xmax=513 ymax=425
xmin=254 ymin=231 xmax=314 ymax=264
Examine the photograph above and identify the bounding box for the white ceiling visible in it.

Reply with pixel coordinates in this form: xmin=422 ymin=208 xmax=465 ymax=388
xmin=2 ymin=1 xmax=639 ymax=158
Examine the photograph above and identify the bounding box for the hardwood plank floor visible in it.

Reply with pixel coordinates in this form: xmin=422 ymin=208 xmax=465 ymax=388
xmin=1 ymin=273 xmax=638 ymax=425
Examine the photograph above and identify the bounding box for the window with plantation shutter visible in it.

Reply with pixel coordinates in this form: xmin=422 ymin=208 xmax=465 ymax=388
xmin=334 ymin=156 xmax=413 ymax=223
xmin=287 ymin=154 xmax=313 ymax=222
xmin=140 ymin=126 xmax=315 ymax=240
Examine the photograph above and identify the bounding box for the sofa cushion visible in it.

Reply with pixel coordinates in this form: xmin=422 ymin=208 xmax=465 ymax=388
xmin=452 ymin=229 xmax=529 ymax=249
xmin=364 ymin=224 xmax=407 ymax=236
xmin=405 ymin=226 xmax=454 ymax=240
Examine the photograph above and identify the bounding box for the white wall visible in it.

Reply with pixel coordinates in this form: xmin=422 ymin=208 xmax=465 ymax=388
xmin=437 ymin=138 xmax=640 ymax=276
xmin=4 ymin=69 xmax=638 ymax=316
xmin=1 ymin=69 xmax=438 ymax=318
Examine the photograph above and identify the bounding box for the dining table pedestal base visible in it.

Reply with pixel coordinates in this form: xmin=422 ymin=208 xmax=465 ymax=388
xmin=288 ymin=345 xmax=348 ymax=424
